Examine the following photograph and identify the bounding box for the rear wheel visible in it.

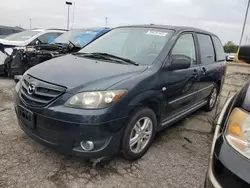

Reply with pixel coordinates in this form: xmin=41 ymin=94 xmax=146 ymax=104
xmin=121 ymin=107 xmax=157 ymax=161
xmin=204 ymin=85 xmax=219 ymax=111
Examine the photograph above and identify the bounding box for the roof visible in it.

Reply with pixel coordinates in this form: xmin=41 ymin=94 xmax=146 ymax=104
xmin=116 ymin=24 xmax=216 ymax=36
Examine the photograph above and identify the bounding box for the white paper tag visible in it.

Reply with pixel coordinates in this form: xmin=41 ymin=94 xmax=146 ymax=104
xmin=146 ymin=31 xmax=168 ymax=36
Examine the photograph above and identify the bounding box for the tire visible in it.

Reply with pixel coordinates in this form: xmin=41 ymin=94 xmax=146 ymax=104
xmin=121 ymin=107 xmax=157 ymax=161
xmin=203 ymin=85 xmax=219 ymax=112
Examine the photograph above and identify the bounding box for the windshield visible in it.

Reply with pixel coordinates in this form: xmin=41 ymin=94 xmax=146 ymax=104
xmin=53 ymin=29 xmax=102 ymax=47
xmin=79 ymin=27 xmax=173 ymax=65
xmin=4 ymin=30 xmax=39 ymax=41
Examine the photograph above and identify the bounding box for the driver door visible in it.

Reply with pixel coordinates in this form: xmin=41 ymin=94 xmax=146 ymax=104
xmin=161 ymin=33 xmax=201 ymax=121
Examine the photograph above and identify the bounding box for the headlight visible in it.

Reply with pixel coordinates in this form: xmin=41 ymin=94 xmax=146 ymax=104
xmin=225 ymin=107 xmax=250 ymax=159
xmin=64 ymin=90 xmax=127 ymax=109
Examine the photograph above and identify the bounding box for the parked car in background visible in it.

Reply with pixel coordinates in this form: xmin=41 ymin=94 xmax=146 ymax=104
xmin=0 ymin=25 xmax=24 ymax=38
xmin=5 ymin=28 xmax=110 ymax=77
xmin=205 ymin=50 xmax=250 ymax=188
xmin=14 ymin=25 xmax=226 ymax=161
xmin=226 ymin=53 xmax=236 ymax=61
xmin=238 ymin=45 xmax=250 ymax=64
xmin=205 ymin=81 xmax=250 ymax=188
xmin=0 ymin=29 xmax=66 ymax=76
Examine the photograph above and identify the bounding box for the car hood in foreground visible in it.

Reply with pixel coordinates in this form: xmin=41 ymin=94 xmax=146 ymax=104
xmin=28 ymin=54 xmax=148 ymax=91
xmin=0 ymin=38 xmax=26 ymax=47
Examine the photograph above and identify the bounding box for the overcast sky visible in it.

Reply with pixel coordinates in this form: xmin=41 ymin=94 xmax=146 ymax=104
xmin=0 ymin=0 xmax=249 ymax=44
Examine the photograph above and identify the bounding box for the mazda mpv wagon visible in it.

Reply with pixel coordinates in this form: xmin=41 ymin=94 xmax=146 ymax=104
xmin=14 ymin=25 xmax=226 ymax=160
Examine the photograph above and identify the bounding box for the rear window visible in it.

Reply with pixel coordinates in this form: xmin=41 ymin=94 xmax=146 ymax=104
xmin=197 ymin=34 xmax=215 ymax=64
xmin=212 ymin=36 xmax=225 ymax=61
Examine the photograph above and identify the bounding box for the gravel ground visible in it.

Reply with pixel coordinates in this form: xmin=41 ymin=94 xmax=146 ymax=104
xmin=0 ymin=64 xmax=249 ymax=188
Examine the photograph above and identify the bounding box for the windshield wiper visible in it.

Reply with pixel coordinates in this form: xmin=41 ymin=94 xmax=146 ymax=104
xmin=73 ymin=52 xmax=115 ymax=61
xmin=91 ymin=52 xmax=139 ymax=66
xmin=73 ymin=52 xmax=139 ymax=66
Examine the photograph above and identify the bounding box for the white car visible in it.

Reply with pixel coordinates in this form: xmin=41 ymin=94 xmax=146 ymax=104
xmin=226 ymin=53 xmax=236 ymax=61
xmin=0 ymin=29 xmax=66 ymax=75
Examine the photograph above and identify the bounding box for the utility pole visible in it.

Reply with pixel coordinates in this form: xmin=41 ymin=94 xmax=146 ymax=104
xmin=66 ymin=1 xmax=72 ymax=30
xmin=105 ymin=17 xmax=107 ymax=27
xmin=239 ymin=0 xmax=250 ymax=48
xmin=71 ymin=2 xmax=75 ymax=29
xmin=29 ymin=18 xmax=32 ymax=29
xmin=235 ymin=0 xmax=250 ymax=61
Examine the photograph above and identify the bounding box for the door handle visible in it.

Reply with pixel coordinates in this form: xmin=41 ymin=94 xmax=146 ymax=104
xmin=201 ymin=67 xmax=206 ymax=75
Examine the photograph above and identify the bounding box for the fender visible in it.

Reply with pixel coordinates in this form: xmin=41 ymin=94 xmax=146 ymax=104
xmin=128 ymin=89 xmax=166 ymax=121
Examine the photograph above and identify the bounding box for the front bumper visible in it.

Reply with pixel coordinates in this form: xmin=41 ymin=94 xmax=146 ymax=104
xmin=205 ymin=96 xmax=233 ymax=188
xmin=14 ymin=88 xmax=128 ymax=159
xmin=205 ymin=95 xmax=250 ymax=187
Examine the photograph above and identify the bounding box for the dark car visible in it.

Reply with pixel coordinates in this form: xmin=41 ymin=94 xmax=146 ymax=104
xmin=14 ymin=25 xmax=226 ymax=161
xmin=238 ymin=45 xmax=250 ymax=64
xmin=0 ymin=25 xmax=24 ymax=38
xmin=205 ymin=59 xmax=250 ymax=188
xmin=6 ymin=28 xmax=110 ymax=77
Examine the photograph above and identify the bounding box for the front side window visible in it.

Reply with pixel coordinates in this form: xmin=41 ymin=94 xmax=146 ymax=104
xmin=5 ymin=30 xmax=40 ymax=41
xmin=171 ymin=33 xmax=196 ymax=65
xmin=79 ymin=28 xmax=174 ymax=65
xmin=197 ymin=34 xmax=215 ymax=64
xmin=37 ymin=32 xmax=62 ymax=44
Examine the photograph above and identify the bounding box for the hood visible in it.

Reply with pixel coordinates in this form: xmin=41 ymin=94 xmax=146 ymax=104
xmin=28 ymin=54 xmax=148 ymax=90
xmin=0 ymin=38 xmax=26 ymax=47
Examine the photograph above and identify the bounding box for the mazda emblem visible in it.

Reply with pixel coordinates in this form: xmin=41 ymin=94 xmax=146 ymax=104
xmin=28 ymin=84 xmax=36 ymax=95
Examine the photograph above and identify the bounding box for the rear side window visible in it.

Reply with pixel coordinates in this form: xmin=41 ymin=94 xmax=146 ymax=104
xmin=197 ymin=34 xmax=215 ymax=64
xmin=212 ymin=36 xmax=225 ymax=61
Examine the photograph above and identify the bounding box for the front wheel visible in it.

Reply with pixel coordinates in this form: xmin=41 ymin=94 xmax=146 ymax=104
xmin=204 ymin=86 xmax=219 ymax=111
xmin=121 ymin=107 xmax=157 ymax=161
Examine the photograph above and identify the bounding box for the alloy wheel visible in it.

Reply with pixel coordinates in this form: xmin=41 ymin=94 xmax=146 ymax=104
xmin=129 ymin=117 xmax=153 ymax=154
xmin=209 ymin=88 xmax=217 ymax=108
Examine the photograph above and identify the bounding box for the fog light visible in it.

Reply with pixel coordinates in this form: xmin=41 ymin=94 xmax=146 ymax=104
xmin=80 ymin=141 xmax=94 ymax=151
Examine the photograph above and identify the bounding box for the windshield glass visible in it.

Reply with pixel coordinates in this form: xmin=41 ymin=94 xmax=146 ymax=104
xmin=53 ymin=29 xmax=102 ymax=47
xmin=5 ymin=30 xmax=40 ymax=41
xmin=79 ymin=27 xmax=173 ymax=65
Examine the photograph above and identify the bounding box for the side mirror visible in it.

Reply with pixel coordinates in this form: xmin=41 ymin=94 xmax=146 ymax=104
xmin=35 ymin=40 xmax=40 ymax=45
xmin=167 ymin=55 xmax=191 ymax=70
xmin=0 ymin=43 xmax=4 ymax=53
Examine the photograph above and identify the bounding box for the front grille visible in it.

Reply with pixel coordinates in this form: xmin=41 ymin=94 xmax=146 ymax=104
xmin=20 ymin=74 xmax=66 ymax=107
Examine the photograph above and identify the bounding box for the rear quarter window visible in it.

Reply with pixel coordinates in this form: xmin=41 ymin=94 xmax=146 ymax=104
xmin=197 ymin=33 xmax=215 ymax=64
xmin=212 ymin=36 xmax=225 ymax=61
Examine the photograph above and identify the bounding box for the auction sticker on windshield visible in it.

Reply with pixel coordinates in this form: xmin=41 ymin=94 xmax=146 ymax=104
xmin=146 ymin=31 xmax=168 ymax=36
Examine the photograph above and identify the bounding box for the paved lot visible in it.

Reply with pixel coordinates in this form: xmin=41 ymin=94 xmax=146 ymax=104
xmin=0 ymin=64 xmax=249 ymax=188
